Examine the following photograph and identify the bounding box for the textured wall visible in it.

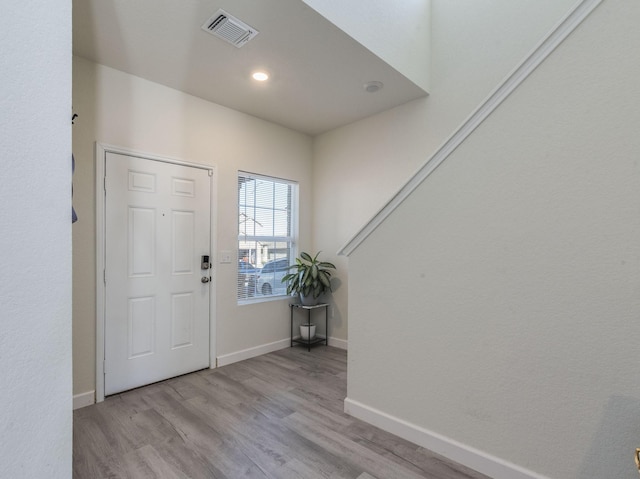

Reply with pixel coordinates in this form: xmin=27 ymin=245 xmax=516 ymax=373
xmin=347 ymin=0 xmax=640 ymax=477
xmin=0 ymin=1 xmax=72 ymax=477
xmin=312 ymin=0 xmax=576 ymax=343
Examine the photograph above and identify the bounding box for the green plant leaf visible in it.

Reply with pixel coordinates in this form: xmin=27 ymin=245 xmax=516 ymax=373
xmin=318 ymin=261 xmax=336 ymax=270
xmin=318 ymin=271 xmax=331 ymax=289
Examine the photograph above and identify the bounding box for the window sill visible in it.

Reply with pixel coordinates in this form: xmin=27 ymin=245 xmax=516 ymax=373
xmin=238 ymin=294 xmax=291 ymax=306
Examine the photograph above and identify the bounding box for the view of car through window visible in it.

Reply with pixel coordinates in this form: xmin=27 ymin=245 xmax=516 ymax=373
xmin=238 ymin=260 xmax=258 ymax=299
xmin=256 ymin=258 xmax=290 ymax=296
xmin=238 ymin=257 xmax=291 ymax=299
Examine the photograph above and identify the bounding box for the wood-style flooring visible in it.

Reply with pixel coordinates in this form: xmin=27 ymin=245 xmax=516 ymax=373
xmin=74 ymin=346 xmax=489 ymax=479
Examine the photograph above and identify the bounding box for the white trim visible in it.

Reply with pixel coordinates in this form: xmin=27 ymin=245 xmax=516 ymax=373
xmin=95 ymin=142 xmax=217 ymax=402
xmin=208 ymin=163 xmax=219 ymax=374
xmin=73 ymin=391 xmax=95 ymax=410
xmin=344 ymin=398 xmax=551 ymax=479
xmin=290 ymin=335 xmax=347 ymax=350
xmin=216 ymin=338 xmax=290 ymax=367
xmin=338 ymin=0 xmax=602 ymax=257
xmin=328 ymin=336 xmax=348 ymax=350
xmin=95 ymin=143 xmax=106 ymax=403
xmin=96 ymin=143 xmax=216 ymax=171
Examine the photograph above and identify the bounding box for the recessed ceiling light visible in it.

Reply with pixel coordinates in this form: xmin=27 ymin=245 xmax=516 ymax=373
xmin=252 ymin=71 xmax=269 ymax=82
xmin=364 ymin=81 xmax=383 ymax=93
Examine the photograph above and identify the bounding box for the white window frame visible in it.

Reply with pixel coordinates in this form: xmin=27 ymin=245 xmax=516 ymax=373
xmin=237 ymin=171 xmax=298 ymax=304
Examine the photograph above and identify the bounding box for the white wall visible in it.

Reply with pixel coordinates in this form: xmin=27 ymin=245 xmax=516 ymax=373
xmin=302 ymin=0 xmax=431 ymax=91
xmin=72 ymin=57 xmax=312 ymax=396
xmin=345 ymin=0 xmax=640 ymax=477
xmin=312 ymin=0 xmax=576 ymax=343
xmin=0 ymin=1 xmax=72 ymax=477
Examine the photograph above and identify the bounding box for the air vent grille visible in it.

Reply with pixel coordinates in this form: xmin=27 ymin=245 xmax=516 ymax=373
xmin=201 ymin=9 xmax=259 ymax=48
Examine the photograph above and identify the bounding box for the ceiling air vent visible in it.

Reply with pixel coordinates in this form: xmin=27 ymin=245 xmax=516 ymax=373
xmin=201 ymin=9 xmax=259 ymax=48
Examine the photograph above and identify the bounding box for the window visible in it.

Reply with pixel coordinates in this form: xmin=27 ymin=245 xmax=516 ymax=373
xmin=237 ymin=172 xmax=298 ymax=302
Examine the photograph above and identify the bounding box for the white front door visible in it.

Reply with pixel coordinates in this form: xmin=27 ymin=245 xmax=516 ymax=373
xmin=104 ymin=152 xmax=212 ymax=395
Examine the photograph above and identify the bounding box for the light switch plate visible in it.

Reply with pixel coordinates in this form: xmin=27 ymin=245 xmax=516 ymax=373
xmin=220 ymin=250 xmax=233 ymax=264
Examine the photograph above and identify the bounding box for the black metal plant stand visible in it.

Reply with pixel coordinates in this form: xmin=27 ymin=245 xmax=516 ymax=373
xmin=290 ymin=303 xmax=328 ymax=351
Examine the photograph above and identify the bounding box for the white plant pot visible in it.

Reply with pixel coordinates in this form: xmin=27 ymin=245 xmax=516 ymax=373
xmin=300 ymin=324 xmax=316 ymax=340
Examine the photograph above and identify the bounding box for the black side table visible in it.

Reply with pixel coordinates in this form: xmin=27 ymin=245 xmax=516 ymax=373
xmin=290 ymin=303 xmax=329 ymax=351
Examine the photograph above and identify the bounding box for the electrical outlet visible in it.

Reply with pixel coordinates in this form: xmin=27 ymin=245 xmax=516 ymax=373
xmin=220 ymin=250 xmax=233 ymax=264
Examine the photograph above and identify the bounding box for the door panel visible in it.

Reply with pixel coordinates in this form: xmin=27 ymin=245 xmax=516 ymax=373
xmin=171 ymin=292 xmax=194 ymax=349
xmin=105 ymin=152 xmax=211 ymax=395
xmin=172 ymin=211 xmax=195 ymax=273
xmin=129 ymin=207 xmax=156 ymax=276
xmin=128 ymin=296 xmax=155 ymax=358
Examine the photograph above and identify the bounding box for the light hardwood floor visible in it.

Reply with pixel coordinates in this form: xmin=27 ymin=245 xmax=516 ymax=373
xmin=74 ymin=346 xmax=489 ymax=479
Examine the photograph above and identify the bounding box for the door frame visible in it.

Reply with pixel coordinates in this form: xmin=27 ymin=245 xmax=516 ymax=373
xmin=95 ymin=142 xmax=217 ymax=402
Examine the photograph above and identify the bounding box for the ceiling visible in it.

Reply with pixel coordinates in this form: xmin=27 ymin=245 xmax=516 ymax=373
xmin=73 ymin=0 xmax=428 ymax=136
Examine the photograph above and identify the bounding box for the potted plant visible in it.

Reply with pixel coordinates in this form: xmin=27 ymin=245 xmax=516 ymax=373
xmin=282 ymin=251 xmax=336 ymax=307
xmin=282 ymin=252 xmax=336 ymax=341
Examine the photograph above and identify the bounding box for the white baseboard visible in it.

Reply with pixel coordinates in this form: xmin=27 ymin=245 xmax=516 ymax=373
xmin=217 ymin=336 xmax=348 ymax=367
xmin=73 ymin=390 xmax=95 ymax=410
xmin=328 ymin=336 xmax=348 ymax=350
xmin=344 ymin=398 xmax=550 ymax=479
xmin=290 ymin=334 xmax=348 ymax=350
xmin=216 ymin=338 xmax=290 ymax=367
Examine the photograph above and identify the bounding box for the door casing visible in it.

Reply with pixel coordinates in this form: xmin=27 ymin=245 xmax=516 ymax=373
xmin=95 ymin=143 xmax=217 ymax=402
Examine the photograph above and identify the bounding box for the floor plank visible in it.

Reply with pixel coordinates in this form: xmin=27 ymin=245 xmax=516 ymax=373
xmin=74 ymin=346 xmax=489 ymax=479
